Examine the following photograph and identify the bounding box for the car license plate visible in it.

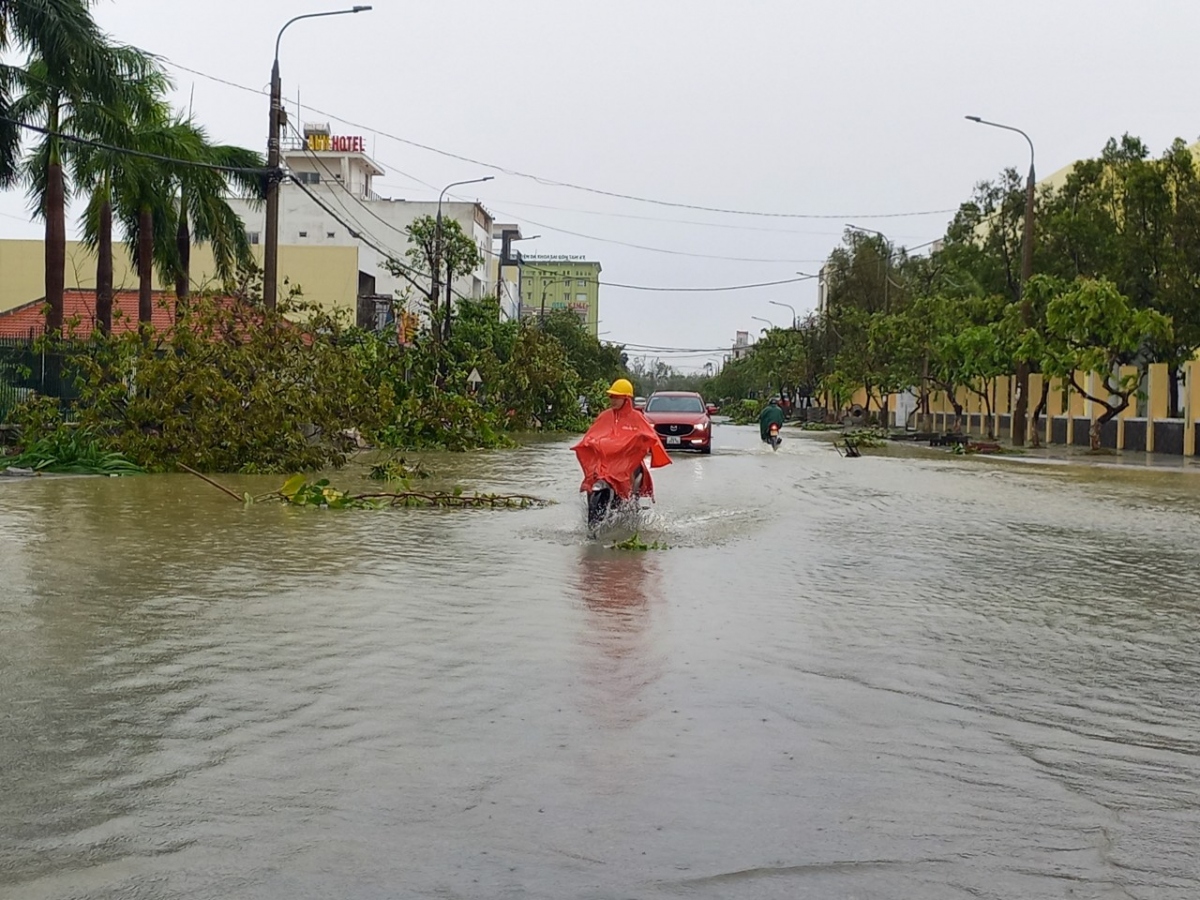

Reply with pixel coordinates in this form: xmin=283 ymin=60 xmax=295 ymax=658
xmin=666 ymin=436 xmax=681 ymax=445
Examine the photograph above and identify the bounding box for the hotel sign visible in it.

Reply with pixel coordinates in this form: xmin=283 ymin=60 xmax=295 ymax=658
xmin=307 ymin=134 xmax=366 ymax=152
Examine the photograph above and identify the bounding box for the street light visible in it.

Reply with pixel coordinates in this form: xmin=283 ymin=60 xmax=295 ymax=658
xmin=264 ymin=5 xmax=372 ymax=310
xmin=434 ymin=176 xmax=494 ymax=338
xmin=966 ymin=115 xmax=1036 ymax=446
xmin=751 ymin=315 xmax=776 ymax=331
xmin=769 ymin=300 xmax=797 ymax=328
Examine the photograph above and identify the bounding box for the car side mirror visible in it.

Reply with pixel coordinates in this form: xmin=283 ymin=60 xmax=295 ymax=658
xmin=706 ymin=404 xmax=717 ymax=415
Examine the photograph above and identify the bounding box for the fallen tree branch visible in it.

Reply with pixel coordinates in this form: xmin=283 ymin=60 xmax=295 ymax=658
xmin=178 ymin=463 xmax=245 ymax=502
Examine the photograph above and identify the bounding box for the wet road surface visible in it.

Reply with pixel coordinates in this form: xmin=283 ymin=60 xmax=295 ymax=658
xmin=2 ymin=424 xmax=1199 ymax=899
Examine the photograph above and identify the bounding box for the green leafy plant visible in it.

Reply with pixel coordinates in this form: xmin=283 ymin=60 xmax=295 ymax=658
xmin=1 ymin=424 xmax=143 ymax=475
xmin=369 ymin=455 xmax=430 ymax=482
xmin=610 ymin=532 xmax=669 ymax=551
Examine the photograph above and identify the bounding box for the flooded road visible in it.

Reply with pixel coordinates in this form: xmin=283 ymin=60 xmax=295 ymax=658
xmin=3 ymin=424 xmax=1200 ymax=899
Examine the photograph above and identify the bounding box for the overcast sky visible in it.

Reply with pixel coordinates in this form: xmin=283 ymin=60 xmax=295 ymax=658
xmin=2 ymin=0 xmax=1198 ymax=369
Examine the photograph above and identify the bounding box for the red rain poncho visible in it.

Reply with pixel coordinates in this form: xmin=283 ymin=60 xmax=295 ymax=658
xmin=573 ymin=404 xmax=672 ymax=500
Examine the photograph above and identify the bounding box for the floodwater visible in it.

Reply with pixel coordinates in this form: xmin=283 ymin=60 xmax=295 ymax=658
xmin=3 ymin=425 xmax=1200 ymax=900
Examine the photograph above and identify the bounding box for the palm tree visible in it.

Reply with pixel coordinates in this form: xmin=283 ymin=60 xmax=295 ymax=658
xmin=74 ymin=85 xmax=170 ymax=334
xmin=0 ymin=0 xmax=102 ymax=183
xmin=11 ymin=39 xmax=162 ymax=335
xmin=163 ymin=120 xmax=262 ymax=311
xmin=102 ymin=117 xmax=259 ymax=329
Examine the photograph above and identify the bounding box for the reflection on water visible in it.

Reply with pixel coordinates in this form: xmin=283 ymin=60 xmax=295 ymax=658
xmin=573 ymin=547 xmax=662 ymax=728
xmin=3 ymin=429 xmax=1200 ymax=899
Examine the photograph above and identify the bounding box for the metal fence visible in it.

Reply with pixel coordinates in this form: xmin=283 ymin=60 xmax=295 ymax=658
xmin=0 ymin=337 xmax=81 ymax=421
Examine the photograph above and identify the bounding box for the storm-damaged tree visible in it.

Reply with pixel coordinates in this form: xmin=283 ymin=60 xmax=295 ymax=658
xmin=397 ymin=214 xmax=482 ymax=346
xmin=1034 ymin=276 xmax=1172 ymax=451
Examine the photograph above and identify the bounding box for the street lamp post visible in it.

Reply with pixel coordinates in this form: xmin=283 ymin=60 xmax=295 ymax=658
xmin=769 ymin=300 xmax=797 ymax=328
xmin=751 ymin=315 xmax=776 ymax=330
xmin=434 ymin=176 xmax=493 ymax=339
xmin=264 ymin=5 xmax=371 ymax=311
xmin=966 ymin=115 xmax=1036 ymax=446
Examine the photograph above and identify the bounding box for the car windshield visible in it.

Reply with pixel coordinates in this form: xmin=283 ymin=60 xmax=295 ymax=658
xmin=646 ymin=396 xmax=704 ymax=413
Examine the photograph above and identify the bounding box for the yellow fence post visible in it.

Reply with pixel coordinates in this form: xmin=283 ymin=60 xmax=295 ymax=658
xmin=1180 ymin=360 xmax=1200 ymax=458
xmin=1146 ymin=363 xmax=1166 ymax=454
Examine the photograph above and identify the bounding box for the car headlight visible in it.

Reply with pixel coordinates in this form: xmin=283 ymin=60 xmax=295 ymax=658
xmin=695 ymin=420 xmax=709 ymax=431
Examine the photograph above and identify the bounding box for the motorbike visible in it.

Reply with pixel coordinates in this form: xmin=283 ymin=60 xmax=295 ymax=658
xmin=586 ymin=465 xmax=647 ymax=529
xmin=767 ymin=422 xmax=782 ymax=451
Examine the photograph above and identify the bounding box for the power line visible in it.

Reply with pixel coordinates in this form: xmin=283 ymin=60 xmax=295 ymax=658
xmin=0 ymin=115 xmax=269 ymax=175
xmin=519 ymin=260 xmax=820 ymax=292
xmin=160 ymin=57 xmax=960 ymax=221
xmin=278 ymin=136 xmax=831 ymax=293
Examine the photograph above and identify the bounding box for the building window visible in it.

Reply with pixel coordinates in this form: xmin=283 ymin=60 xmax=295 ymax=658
xmin=246 ymin=231 xmax=260 ymax=245
xmin=326 ymin=231 xmax=335 ymax=239
xmin=577 ymin=279 xmax=585 ymax=286
xmin=295 ymin=171 xmax=320 ymax=185
xmin=299 ymin=231 xmax=308 ymax=238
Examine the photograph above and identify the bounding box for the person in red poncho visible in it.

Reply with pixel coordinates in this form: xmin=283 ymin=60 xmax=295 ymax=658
xmin=573 ymin=378 xmax=672 ymax=502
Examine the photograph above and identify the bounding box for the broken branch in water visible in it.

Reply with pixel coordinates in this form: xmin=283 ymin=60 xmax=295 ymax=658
xmin=178 ymin=463 xmax=245 ymax=502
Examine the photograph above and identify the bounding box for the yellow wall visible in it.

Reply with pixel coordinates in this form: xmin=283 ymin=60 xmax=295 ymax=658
xmin=0 ymin=240 xmax=360 ymax=315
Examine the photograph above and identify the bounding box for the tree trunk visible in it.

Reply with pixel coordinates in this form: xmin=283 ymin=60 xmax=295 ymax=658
xmin=1029 ymin=379 xmax=1050 ymax=449
xmin=951 ymin=400 xmax=964 ymax=433
xmin=44 ymin=159 xmax=66 ymax=337
xmin=442 ymin=269 xmax=454 ymax=344
xmin=1089 ymin=418 xmax=1102 ymax=452
xmin=138 ymin=205 xmax=154 ymax=327
xmin=175 ymin=207 xmax=190 ymax=318
xmin=96 ymin=192 xmax=113 ymax=336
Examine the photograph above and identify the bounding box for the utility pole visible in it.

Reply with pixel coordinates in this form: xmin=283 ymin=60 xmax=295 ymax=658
xmin=966 ymin=116 xmax=1036 ymax=446
xmin=264 ymin=6 xmax=372 ymax=311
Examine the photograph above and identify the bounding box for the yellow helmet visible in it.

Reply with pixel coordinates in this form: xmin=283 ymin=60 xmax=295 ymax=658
xmin=606 ymin=378 xmax=635 ymax=397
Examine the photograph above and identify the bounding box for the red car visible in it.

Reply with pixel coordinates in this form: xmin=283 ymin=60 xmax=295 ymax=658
xmin=643 ymin=391 xmax=712 ymax=454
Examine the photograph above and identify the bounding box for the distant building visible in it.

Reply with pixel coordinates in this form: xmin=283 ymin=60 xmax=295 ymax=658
xmin=491 ymin=223 xmax=525 ymax=322
xmin=227 ymin=122 xmax=501 ymax=324
xmin=732 ymin=330 xmax=752 ymax=360
xmin=517 ymin=256 xmax=601 ymax=336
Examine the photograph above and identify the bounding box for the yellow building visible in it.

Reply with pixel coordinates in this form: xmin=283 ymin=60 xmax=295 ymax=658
xmin=0 ymin=240 xmax=360 ymax=316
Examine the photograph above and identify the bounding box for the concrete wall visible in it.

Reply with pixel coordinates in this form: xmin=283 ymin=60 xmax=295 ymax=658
xmin=901 ymin=360 xmax=1200 ymax=456
xmin=0 ymin=240 xmax=360 ymax=316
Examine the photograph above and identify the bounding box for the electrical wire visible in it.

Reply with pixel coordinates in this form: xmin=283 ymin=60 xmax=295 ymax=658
xmin=280 ymin=132 xmax=834 ymax=293
xmin=161 ymin=57 xmax=960 ymax=221
xmin=0 ymin=115 xmax=269 ymax=174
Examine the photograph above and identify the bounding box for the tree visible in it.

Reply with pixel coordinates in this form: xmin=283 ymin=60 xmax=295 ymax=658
xmin=540 ymin=308 xmax=625 ymax=388
xmin=399 ymin=215 xmax=482 ymax=345
xmin=164 ymin=120 xmax=262 ymax=311
xmin=11 ymin=39 xmax=160 ymax=335
xmin=1036 ymin=277 xmax=1172 ymax=450
xmin=0 ymin=0 xmax=105 ymax=182
xmin=73 ymin=84 xmax=170 ymax=334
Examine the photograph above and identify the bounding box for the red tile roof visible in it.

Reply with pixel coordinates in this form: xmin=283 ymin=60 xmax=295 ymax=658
xmin=0 ymin=289 xmax=177 ymax=339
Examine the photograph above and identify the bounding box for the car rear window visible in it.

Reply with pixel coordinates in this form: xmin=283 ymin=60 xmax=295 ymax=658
xmin=646 ymin=396 xmax=704 ymax=413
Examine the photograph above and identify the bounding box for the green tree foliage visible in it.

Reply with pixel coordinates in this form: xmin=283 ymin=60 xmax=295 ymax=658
xmin=394 ymin=215 xmax=483 ymax=345
xmin=1036 ymin=276 xmax=1171 ymax=449
xmin=18 ymin=291 xmax=393 ymax=472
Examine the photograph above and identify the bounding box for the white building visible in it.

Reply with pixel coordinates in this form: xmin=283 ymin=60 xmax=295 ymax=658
xmin=229 ymin=123 xmax=513 ymax=325
xmin=732 ymin=330 xmax=752 ymax=360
